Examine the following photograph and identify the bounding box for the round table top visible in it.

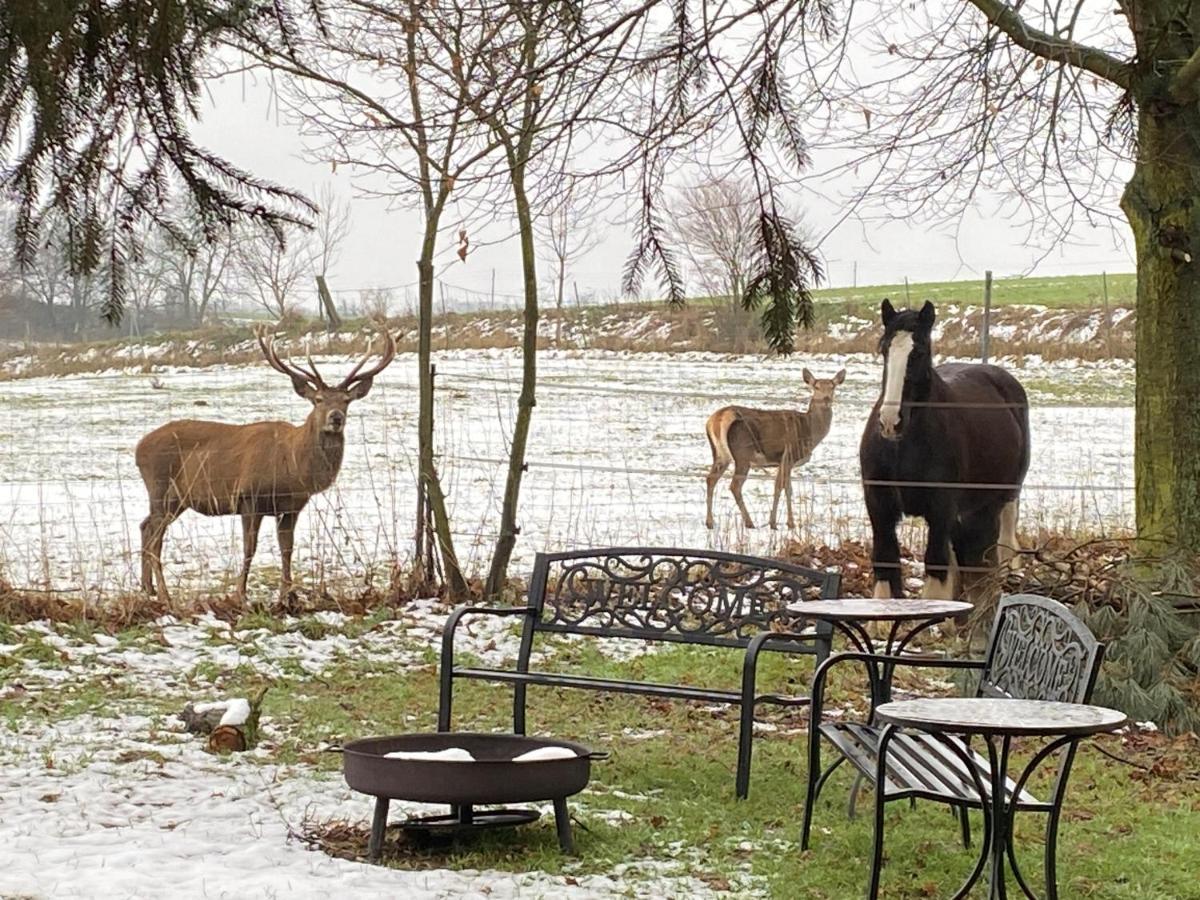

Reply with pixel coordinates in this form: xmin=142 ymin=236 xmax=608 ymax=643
xmin=800 ymin=598 xmax=973 ymax=622
xmin=875 ymin=698 xmax=1128 ymax=737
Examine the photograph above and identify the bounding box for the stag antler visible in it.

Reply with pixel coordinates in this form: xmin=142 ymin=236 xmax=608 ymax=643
xmin=255 ymin=326 xmax=325 ymax=389
xmin=336 ymin=329 xmax=397 ymax=390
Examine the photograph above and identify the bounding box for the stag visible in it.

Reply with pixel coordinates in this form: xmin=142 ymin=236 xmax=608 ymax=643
xmin=705 ymin=369 xmax=846 ymax=530
xmin=135 ymin=328 xmax=396 ymax=603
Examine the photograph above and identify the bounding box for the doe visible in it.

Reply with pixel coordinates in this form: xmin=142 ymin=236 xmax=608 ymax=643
xmin=135 ymin=327 xmax=396 ymax=603
xmin=705 ymin=369 xmax=846 ymax=530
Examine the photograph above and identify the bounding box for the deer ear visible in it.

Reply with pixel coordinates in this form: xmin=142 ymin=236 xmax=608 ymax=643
xmin=803 ymin=368 xmax=815 ymax=386
xmin=346 ymin=377 xmax=374 ymax=401
xmin=918 ymin=300 xmax=936 ymax=328
xmin=291 ymin=377 xmax=318 ymax=401
xmin=881 ymin=298 xmax=897 ymax=326
xmin=834 ymin=368 xmax=846 ymax=385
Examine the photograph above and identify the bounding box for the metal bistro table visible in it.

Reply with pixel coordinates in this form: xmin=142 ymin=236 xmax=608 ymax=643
xmin=802 ymin=599 xmax=973 ymax=709
xmin=874 ymin=697 xmax=1127 ymax=899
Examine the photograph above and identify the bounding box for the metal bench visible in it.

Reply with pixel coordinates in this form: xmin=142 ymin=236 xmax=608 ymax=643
xmin=438 ymin=547 xmax=840 ymax=799
xmin=801 ymin=593 xmax=1105 ymax=898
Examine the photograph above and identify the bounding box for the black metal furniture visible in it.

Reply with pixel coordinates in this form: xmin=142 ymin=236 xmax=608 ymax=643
xmin=874 ymin=698 xmax=1126 ymax=899
xmin=801 ymin=593 xmax=1108 ymax=899
xmin=342 ymin=732 xmax=604 ymax=860
xmin=438 ymin=547 xmax=840 ymax=799
xmin=797 ymin=598 xmax=973 ymax=707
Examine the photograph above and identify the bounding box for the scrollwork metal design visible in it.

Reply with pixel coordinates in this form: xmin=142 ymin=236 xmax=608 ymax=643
xmin=539 ymin=552 xmax=828 ymax=645
xmin=983 ymin=599 xmax=1096 ymax=704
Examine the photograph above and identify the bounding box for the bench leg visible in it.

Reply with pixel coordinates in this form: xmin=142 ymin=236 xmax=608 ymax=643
xmin=735 ymin=698 xmax=756 ymax=800
xmin=437 ymin=673 xmax=453 ymax=732
xmin=513 ymin=683 xmax=528 ymax=734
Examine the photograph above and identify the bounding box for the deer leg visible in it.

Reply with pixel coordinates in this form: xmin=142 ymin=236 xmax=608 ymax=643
xmin=730 ymin=458 xmax=755 ymax=529
xmin=142 ymin=504 xmax=181 ymax=602
xmin=769 ymin=465 xmax=785 ymax=530
xmin=276 ymin=512 xmax=299 ymax=602
xmin=139 ymin=515 xmax=158 ymax=596
xmin=705 ymin=460 xmax=729 ymax=529
xmin=237 ymin=513 xmax=264 ymax=601
xmin=784 ymin=462 xmax=797 ymax=531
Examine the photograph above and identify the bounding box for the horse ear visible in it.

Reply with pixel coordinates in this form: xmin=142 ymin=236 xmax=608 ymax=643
xmin=881 ymin=298 xmax=897 ymax=325
xmin=918 ymin=300 xmax=936 ymax=327
xmin=803 ymin=368 xmax=815 ymax=386
xmin=834 ymin=368 xmax=846 ymax=385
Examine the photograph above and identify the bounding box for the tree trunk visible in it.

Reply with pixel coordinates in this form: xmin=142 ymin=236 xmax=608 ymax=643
xmin=555 ymin=254 xmax=565 ymax=346
xmin=484 ymin=168 xmax=538 ymax=601
xmin=416 ymin=231 xmax=469 ymax=599
xmin=1123 ymin=84 xmax=1200 ymax=552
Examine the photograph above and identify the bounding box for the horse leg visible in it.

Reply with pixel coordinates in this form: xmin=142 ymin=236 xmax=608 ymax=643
xmin=866 ymin=489 xmax=903 ymax=597
xmin=705 ymin=460 xmax=729 ymax=529
xmin=922 ymin=506 xmax=957 ymax=600
xmin=730 ymin=458 xmax=755 ymax=529
xmin=997 ymin=498 xmax=1021 ymax=570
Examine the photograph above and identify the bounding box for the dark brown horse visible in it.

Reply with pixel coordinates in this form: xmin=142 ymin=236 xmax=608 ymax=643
xmin=860 ymin=300 xmax=1030 ymax=598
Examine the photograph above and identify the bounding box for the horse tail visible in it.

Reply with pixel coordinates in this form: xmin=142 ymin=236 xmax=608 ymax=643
xmin=706 ymin=408 xmax=739 ymax=466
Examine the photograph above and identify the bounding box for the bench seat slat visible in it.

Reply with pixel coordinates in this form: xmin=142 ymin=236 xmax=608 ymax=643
xmin=453 ymin=667 xmax=812 ymax=707
xmin=820 ymin=722 xmax=1043 ymax=808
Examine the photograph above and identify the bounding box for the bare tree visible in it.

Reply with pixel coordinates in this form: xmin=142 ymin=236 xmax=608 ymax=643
xmin=669 ymin=176 xmax=759 ymax=308
xmin=539 ymin=180 xmax=602 ymax=345
xmin=235 ymin=226 xmax=312 ymax=321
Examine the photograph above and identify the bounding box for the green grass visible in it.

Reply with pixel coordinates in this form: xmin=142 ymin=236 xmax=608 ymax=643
xmin=811 ymin=273 xmax=1136 ymax=310
xmin=244 ymin=641 xmax=1194 ymax=899
xmin=2 ymin=620 xmax=1192 ymax=898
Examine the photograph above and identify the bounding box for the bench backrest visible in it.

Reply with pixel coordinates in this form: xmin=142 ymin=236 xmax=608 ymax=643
xmin=977 ymin=593 xmax=1104 ymax=704
xmin=523 ymin=547 xmax=839 ymax=649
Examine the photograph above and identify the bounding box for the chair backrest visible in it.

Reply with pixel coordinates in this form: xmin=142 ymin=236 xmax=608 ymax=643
xmin=525 ymin=547 xmax=840 ymax=649
xmin=977 ymin=593 xmax=1104 ymax=704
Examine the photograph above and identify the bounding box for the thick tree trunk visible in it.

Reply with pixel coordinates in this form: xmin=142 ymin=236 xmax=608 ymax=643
xmin=417 ymin=232 xmax=469 ymax=599
xmin=1122 ymin=91 xmax=1200 ymax=551
xmin=484 ymin=168 xmax=538 ymax=601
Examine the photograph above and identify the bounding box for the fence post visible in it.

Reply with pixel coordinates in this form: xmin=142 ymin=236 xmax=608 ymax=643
xmin=1101 ymin=271 xmax=1114 ymax=358
xmin=981 ymin=270 xmax=993 ymax=363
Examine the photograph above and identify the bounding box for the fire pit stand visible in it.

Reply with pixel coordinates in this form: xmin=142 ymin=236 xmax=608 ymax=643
xmin=369 ymin=799 xmax=573 ymax=858
xmin=340 ymin=732 xmax=602 ymax=861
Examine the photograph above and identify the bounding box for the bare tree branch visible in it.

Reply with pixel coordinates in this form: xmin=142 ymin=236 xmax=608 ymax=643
xmin=963 ymin=0 xmax=1131 ymax=88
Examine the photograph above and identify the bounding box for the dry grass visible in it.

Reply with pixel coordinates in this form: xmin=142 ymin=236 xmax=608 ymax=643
xmin=0 ymin=302 xmax=1134 ymax=382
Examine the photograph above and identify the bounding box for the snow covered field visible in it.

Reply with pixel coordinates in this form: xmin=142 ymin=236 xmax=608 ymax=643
xmin=0 ymin=347 xmax=1141 ymax=898
xmin=0 ymin=607 xmax=743 ymax=899
xmin=0 ymin=347 xmax=1133 ymax=596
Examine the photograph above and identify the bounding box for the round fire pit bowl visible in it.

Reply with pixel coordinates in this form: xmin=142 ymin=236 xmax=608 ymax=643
xmin=341 ymin=732 xmax=605 ymax=859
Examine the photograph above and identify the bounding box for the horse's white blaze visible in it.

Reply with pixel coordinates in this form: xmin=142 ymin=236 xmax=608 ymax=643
xmin=872 ymin=580 xmax=893 ymax=599
xmin=879 ymin=331 xmax=913 ymax=437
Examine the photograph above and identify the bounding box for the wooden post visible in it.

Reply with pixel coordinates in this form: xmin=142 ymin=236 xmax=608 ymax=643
xmin=1101 ymin=271 xmax=1114 ymax=358
xmin=315 ymin=275 xmax=342 ymax=330
xmin=904 ymin=276 xmax=911 ymax=304
xmin=981 ymin=270 xmax=993 ymax=363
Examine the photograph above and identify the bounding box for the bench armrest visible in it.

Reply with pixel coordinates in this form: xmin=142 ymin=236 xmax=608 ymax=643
xmin=440 ymin=605 xmax=537 ymax=673
xmin=811 ymin=651 xmax=986 ymax=725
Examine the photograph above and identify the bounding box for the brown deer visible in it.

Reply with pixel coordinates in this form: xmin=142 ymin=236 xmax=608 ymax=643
xmin=705 ymin=368 xmax=846 ymax=530
xmin=135 ymin=327 xmax=396 ymax=603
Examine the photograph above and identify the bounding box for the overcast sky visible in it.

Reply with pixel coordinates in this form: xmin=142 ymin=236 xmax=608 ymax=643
xmin=193 ymin=67 xmax=1136 ymax=311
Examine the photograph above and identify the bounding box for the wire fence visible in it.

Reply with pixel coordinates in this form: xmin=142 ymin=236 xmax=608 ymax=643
xmin=0 ymin=348 xmax=1134 ymax=597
